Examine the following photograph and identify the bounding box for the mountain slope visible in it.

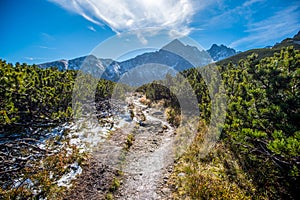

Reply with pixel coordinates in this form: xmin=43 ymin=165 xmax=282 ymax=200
xmin=273 ymin=30 xmax=300 ymax=49
xmin=38 ymin=55 xmax=106 ymax=71
xmin=217 ymin=30 xmax=300 ymax=65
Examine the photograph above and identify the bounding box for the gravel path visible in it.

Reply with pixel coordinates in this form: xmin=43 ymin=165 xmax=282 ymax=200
xmin=65 ymin=93 xmax=176 ymax=199
xmin=115 ymin=95 xmax=175 ymax=200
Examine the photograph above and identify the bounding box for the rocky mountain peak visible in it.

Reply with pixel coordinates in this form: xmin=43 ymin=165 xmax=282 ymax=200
xmin=161 ymin=39 xmax=186 ymax=51
xmin=207 ymin=44 xmax=237 ymax=61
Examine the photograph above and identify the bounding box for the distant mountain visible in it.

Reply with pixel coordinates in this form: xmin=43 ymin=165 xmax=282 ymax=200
xmin=38 ymin=39 xmax=212 ymax=86
xmin=39 ymin=59 xmax=69 ymax=71
xmin=39 ymin=55 xmax=104 ymax=71
xmin=217 ymin=30 xmax=300 ymax=65
xmin=207 ymin=44 xmax=238 ymax=61
xmin=37 ymin=30 xmax=300 ymax=81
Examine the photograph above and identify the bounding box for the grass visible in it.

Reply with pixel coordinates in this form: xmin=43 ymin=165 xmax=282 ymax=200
xmin=169 ymin=121 xmax=267 ymax=200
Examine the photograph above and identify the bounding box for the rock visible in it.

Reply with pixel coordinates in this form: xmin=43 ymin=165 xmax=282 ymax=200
xmin=163 ymin=176 xmax=169 ymax=183
xmin=161 ymin=187 xmax=170 ymax=195
xmin=152 ymin=111 xmax=163 ymax=116
xmin=178 ymin=172 xmax=185 ymax=177
xmin=142 ymin=107 xmax=148 ymax=111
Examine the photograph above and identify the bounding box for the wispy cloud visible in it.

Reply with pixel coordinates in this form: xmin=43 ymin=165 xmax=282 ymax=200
xmin=203 ymin=0 xmax=266 ymax=29
xmin=24 ymin=57 xmax=44 ymax=61
xmin=40 ymin=32 xmax=55 ymax=41
xmin=38 ymin=45 xmax=56 ymax=50
xmin=230 ymin=5 xmax=300 ymax=48
xmin=242 ymin=0 xmax=265 ymax=7
xmin=88 ymin=25 xmax=96 ymax=32
xmin=49 ymin=0 xmax=210 ymax=37
xmin=88 ymin=26 xmax=97 ymax=32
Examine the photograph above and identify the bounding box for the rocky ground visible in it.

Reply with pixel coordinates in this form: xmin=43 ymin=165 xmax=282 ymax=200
xmin=65 ymin=93 xmax=177 ymax=199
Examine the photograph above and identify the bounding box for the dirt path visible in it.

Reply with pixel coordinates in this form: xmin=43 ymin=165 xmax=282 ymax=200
xmin=64 ymin=93 xmax=176 ymax=199
xmin=114 ymin=95 xmax=175 ymax=200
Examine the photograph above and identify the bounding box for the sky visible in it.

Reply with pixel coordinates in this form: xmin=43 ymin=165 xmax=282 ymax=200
xmin=0 ymin=0 xmax=299 ymax=64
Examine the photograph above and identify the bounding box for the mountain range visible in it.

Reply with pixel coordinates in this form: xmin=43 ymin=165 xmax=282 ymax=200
xmin=38 ymin=40 xmax=237 ymax=85
xmin=38 ymin=31 xmax=300 ymax=85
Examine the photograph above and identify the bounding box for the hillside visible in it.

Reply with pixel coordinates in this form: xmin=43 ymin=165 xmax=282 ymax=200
xmin=140 ymin=46 xmax=300 ymax=199
xmin=218 ymin=31 xmax=300 ymax=65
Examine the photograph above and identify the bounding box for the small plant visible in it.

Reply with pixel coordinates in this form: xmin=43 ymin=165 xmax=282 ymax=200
xmin=109 ymin=178 xmax=120 ymax=192
xmin=106 ymin=193 xmax=114 ymax=200
xmin=124 ymin=133 xmax=135 ymax=150
xmin=165 ymin=107 xmax=181 ymax=127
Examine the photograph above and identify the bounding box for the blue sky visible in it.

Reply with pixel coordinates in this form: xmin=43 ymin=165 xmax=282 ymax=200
xmin=0 ymin=0 xmax=299 ymax=64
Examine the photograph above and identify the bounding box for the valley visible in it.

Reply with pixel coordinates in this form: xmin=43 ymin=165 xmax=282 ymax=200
xmin=1 ymin=31 xmax=300 ymax=199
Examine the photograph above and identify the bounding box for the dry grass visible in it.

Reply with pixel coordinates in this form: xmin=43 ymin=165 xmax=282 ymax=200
xmin=0 ymin=142 xmax=87 ymax=200
xmin=165 ymin=107 xmax=181 ymax=127
xmin=139 ymin=96 xmax=151 ymax=106
xmin=169 ymin=121 xmax=267 ymax=200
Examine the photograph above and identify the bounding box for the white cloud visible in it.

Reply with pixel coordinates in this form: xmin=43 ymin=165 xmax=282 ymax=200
xmin=230 ymin=5 xmax=300 ymax=48
xmin=25 ymin=57 xmax=34 ymax=61
xmin=24 ymin=57 xmax=44 ymax=61
xmin=88 ymin=25 xmax=96 ymax=32
xmin=49 ymin=0 xmax=207 ymax=37
xmin=242 ymin=0 xmax=265 ymax=7
xmin=38 ymin=45 xmax=56 ymax=50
